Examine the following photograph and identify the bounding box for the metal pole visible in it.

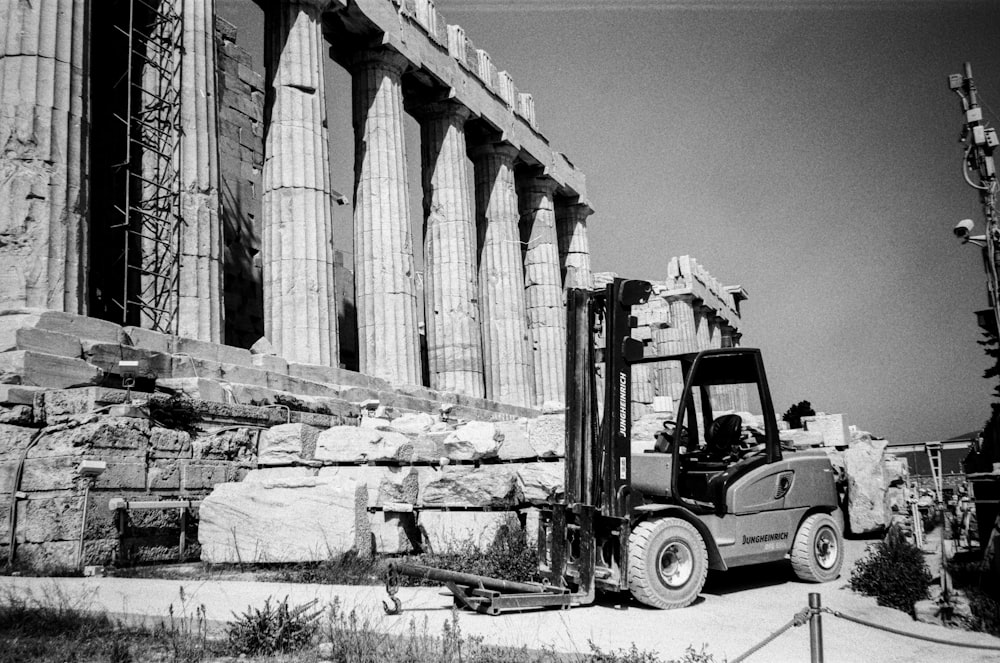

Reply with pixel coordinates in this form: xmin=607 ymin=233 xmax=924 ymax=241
xmin=809 ymin=592 xmax=824 ymax=663
xmin=76 ymin=480 xmax=93 ymax=569
xmin=179 ymin=506 xmax=187 ymax=561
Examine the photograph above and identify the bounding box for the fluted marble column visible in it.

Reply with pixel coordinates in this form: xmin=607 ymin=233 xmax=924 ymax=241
xmin=416 ymin=101 xmax=485 ymax=396
xmin=518 ymin=176 xmax=565 ymax=406
xmin=471 ymin=142 xmax=534 ymax=406
xmin=176 ymin=0 xmax=223 ymax=341
xmin=666 ymin=295 xmax=697 ymax=401
xmin=350 ymin=48 xmax=420 ymax=385
xmin=0 ymin=0 xmax=89 ymax=312
xmin=262 ymin=0 xmax=338 ymax=365
xmin=694 ymin=304 xmax=711 ymax=351
xmin=555 ymin=202 xmax=593 ymax=290
xmin=707 ymin=315 xmax=732 ymax=410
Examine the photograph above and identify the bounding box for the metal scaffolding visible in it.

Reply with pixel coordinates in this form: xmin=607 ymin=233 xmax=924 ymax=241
xmin=110 ymin=0 xmax=184 ymax=334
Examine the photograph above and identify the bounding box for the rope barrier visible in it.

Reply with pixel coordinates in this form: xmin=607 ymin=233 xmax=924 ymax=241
xmin=729 ymin=598 xmax=1000 ymax=663
xmin=730 ymin=608 xmax=810 ymax=663
xmin=823 ymin=608 xmax=1000 ymax=651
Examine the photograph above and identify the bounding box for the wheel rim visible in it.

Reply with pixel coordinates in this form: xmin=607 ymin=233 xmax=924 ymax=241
xmin=814 ymin=526 xmax=838 ymax=570
xmin=657 ymin=540 xmax=694 ymax=587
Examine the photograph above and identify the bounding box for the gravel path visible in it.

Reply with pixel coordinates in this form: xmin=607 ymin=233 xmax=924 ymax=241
xmin=3 ymin=538 xmax=998 ymax=662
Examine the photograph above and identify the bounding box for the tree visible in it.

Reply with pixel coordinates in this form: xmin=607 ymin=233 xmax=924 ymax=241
xmin=782 ymin=400 xmax=815 ymax=429
xmin=978 ymin=329 xmax=1000 ymax=401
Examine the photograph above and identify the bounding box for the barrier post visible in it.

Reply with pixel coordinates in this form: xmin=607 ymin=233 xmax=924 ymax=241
xmin=809 ymin=592 xmax=824 ymax=663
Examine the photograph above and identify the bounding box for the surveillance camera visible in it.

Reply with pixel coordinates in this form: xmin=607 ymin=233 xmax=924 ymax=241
xmin=954 ymin=218 xmax=975 ymax=240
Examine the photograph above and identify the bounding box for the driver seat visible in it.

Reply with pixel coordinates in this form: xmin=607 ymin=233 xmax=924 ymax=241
xmin=706 ymin=414 xmax=743 ymax=460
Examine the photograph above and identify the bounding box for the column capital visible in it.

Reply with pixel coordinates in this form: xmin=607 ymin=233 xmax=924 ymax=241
xmin=291 ymin=0 xmax=347 ymax=14
xmin=518 ymin=174 xmax=559 ymax=197
xmin=412 ymin=100 xmax=472 ymax=124
xmin=558 ymin=201 xmax=594 ymax=221
xmin=665 ymin=292 xmax=696 ymax=306
xmin=469 ymin=140 xmax=520 ymax=164
xmin=349 ymin=47 xmax=410 ymax=76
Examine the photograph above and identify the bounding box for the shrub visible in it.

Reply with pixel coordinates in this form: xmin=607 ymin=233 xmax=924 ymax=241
xmin=849 ymin=524 xmax=931 ymax=615
xmin=226 ymin=596 xmax=322 ymax=656
xmin=948 ymin=552 xmax=1000 ymax=636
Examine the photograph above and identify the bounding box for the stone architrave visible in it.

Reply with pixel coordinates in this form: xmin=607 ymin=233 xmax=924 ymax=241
xmin=0 ymin=0 xmax=89 ymax=312
xmin=262 ymin=0 xmax=339 ymax=366
xmin=518 ymin=176 xmax=566 ymax=407
xmin=415 ymin=101 xmax=485 ymax=396
xmin=176 ymin=0 xmax=223 ymax=342
xmin=350 ymin=48 xmax=421 ymax=386
xmin=470 ymin=142 xmax=534 ymax=407
xmin=555 ymin=202 xmax=593 ymax=290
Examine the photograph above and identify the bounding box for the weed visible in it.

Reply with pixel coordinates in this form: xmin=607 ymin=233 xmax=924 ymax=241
xmin=588 ymin=641 xmax=721 ymax=663
xmin=269 ymin=549 xmax=385 ymax=585
xmin=0 ymin=585 xmax=220 ymax=663
xmin=165 ymin=586 xmax=211 ymax=663
xmin=322 ymin=600 xmax=560 ymax=662
xmin=149 ymin=394 xmax=200 ymax=433
xmin=849 ymin=524 xmax=932 ymax=615
xmin=408 ymin=514 xmax=539 ymax=584
xmin=226 ymin=595 xmax=323 ymax=656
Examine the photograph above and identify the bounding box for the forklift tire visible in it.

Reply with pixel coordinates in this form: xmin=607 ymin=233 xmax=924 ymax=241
xmin=628 ymin=518 xmax=708 ymax=609
xmin=790 ymin=513 xmax=843 ymax=583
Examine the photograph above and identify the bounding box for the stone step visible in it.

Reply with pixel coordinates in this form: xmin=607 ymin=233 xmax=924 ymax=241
xmin=35 ymin=386 xmax=357 ymax=429
xmin=0 ymin=351 xmax=103 ymax=389
xmin=0 ymin=309 xmax=542 ymax=426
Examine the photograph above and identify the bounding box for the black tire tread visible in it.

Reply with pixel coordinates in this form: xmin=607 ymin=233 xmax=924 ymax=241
xmin=790 ymin=512 xmax=843 ymax=583
xmin=627 ymin=517 xmax=708 ymax=609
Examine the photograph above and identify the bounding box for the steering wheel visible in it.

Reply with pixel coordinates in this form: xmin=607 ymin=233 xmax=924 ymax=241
xmin=654 ymin=420 xmax=689 ymax=453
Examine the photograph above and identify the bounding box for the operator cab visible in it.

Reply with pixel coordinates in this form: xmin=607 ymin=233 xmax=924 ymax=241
xmin=632 ymin=349 xmax=782 ymax=515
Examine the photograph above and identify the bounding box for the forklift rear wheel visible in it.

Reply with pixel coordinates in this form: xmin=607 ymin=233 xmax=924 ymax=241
xmin=790 ymin=513 xmax=843 ymax=583
xmin=628 ymin=518 xmax=708 ymax=609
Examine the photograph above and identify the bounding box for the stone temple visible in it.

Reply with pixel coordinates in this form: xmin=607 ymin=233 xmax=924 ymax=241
xmin=0 ymin=0 xmax=748 ymax=567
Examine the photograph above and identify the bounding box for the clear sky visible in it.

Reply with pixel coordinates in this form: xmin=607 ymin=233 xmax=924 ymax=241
xmin=220 ymin=0 xmax=1000 ymax=444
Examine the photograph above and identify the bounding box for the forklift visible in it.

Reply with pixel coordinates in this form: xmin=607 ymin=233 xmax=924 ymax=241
xmin=388 ymin=278 xmax=844 ymax=613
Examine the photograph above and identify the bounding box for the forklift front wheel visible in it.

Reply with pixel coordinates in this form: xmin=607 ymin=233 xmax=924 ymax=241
xmin=627 ymin=518 xmax=708 ymax=609
xmin=790 ymin=512 xmax=844 ymax=583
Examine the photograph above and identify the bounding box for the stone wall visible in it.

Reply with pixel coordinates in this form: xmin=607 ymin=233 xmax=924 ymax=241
xmin=0 ymin=306 xmax=546 ymax=570
xmin=217 ymin=19 xmax=266 ymax=350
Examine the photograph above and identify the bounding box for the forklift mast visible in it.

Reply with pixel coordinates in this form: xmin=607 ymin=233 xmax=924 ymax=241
xmin=565 ymin=279 xmax=652 ymax=517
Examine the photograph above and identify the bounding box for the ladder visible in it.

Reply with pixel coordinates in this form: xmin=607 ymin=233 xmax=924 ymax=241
xmin=925 ymin=441 xmax=944 ymax=502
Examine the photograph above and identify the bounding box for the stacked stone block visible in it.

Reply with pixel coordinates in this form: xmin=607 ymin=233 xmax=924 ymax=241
xmin=198 ymin=410 xmax=567 ymax=562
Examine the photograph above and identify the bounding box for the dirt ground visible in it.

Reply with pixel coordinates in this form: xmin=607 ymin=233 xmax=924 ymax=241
xmin=3 ymin=537 xmax=999 ymax=663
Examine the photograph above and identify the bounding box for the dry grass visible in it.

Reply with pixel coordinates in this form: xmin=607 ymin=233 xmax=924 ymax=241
xmin=0 ymin=584 xmax=715 ymax=663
